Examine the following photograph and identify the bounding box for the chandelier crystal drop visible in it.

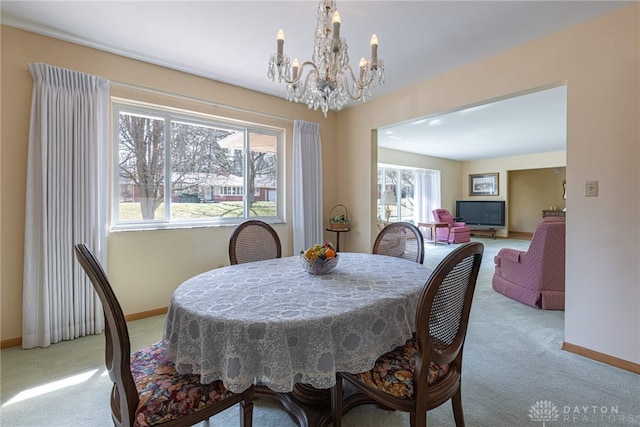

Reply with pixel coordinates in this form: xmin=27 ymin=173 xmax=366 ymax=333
xmin=267 ymin=0 xmax=385 ymax=117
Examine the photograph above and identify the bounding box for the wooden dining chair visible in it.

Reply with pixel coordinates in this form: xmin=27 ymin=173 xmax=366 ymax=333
xmin=373 ymin=222 xmax=425 ymax=264
xmin=74 ymin=243 xmax=254 ymax=427
xmin=331 ymin=242 xmax=484 ymax=427
xmin=229 ymin=219 xmax=282 ymax=265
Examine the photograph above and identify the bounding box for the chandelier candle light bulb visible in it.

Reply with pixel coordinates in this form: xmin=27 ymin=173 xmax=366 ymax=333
xmin=277 ymin=29 xmax=285 ymax=58
xmin=332 ymin=12 xmax=340 ymax=39
xmin=370 ymin=34 xmax=378 ymax=65
xmin=267 ymin=0 xmax=385 ymax=117
xmin=292 ymin=58 xmax=299 ymax=79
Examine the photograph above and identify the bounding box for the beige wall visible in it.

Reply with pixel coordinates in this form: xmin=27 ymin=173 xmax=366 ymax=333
xmin=337 ymin=5 xmax=639 ymax=364
xmin=0 ymin=26 xmax=340 ymax=342
xmin=509 ymin=167 xmax=567 ymax=233
xmin=1 ymin=5 xmax=639 ymax=366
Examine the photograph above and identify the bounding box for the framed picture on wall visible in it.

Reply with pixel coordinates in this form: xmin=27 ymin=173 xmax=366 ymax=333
xmin=469 ymin=173 xmax=499 ymax=196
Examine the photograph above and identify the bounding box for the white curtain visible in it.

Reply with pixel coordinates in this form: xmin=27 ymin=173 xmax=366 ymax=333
xmin=293 ymin=120 xmax=323 ymax=254
xmin=23 ymin=63 xmax=109 ymax=348
xmin=414 ymin=169 xmax=441 ymax=224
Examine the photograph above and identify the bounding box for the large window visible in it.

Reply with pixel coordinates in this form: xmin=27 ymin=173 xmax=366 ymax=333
xmin=113 ymin=101 xmax=281 ymax=230
xmin=377 ymin=164 xmax=441 ymax=224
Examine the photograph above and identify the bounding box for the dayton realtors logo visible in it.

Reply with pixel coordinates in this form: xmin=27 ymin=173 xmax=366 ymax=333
xmin=529 ymin=400 xmax=639 ymax=425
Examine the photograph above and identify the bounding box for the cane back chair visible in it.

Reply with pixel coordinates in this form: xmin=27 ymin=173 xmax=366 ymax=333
xmin=74 ymin=243 xmax=254 ymax=427
xmin=373 ymin=222 xmax=425 ymax=264
xmin=229 ymin=220 xmax=282 ymax=265
xmin=332 ymin=242 xmax=484 ymax=427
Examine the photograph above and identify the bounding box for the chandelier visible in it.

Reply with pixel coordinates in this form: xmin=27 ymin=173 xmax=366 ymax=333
xmin=267 ymin=0 xmax=385 ymax=117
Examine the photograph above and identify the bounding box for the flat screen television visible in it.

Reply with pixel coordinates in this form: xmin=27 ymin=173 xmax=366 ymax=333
xmin=455 ymin=200 xmax=505 ymax=228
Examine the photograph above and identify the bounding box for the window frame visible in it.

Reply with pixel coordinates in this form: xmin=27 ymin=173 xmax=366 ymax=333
xmin=111 ymin=99 xmax=283 ymax=231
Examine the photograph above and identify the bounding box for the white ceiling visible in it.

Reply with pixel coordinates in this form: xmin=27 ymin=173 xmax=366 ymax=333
xmin=379 ymin=84 xmax=567 ymax=161
xmin=1 ymin=1 xmax=632 ymax=160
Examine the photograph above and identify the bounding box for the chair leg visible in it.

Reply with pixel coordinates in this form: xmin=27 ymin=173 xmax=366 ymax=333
xmin=330 ymin=375 xmax=343 ymax=427
xmin=410 ymin=411 xmax=427 ymax=427
xmin=451 ymin=387 xmax=465 ymax=427
xmin=240 ymin=387 xmax=254 ymax=427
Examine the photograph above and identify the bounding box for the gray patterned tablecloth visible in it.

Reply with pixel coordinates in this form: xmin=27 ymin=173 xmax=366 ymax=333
xmin=163 ymin=252 xmax=432 ymax=393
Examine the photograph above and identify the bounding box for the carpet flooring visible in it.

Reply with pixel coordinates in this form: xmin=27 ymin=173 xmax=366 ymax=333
xmin=1 ymin=237 xmax=638 ymax=426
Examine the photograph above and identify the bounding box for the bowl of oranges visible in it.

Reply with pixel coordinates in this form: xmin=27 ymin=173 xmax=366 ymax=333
xmin=300 ymin=242 xmax=338 ymax=275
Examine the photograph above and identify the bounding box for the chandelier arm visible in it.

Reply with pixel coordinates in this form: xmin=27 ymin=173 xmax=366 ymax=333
xmin=342 ymin=64 xmax=377 ymax=90
xmin=335 ymin=69 xmax=364 ymax=101
xmin=293 ymin=61 xmax=322 ymax=84
xmin=336 ymin=63 xmax=384 ymax=102
xmin=292 ymin=69 xmax=317 ymax=101
xmin=277 ymin=60 xmax=321 ymax=86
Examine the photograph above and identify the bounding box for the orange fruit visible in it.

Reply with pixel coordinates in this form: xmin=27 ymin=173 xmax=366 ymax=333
xmin=325 ymin=249 xmax=336 ymax=258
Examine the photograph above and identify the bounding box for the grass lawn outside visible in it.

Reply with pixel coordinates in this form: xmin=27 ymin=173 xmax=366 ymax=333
xmin=118 ymin=201 xmax=276 ymax=221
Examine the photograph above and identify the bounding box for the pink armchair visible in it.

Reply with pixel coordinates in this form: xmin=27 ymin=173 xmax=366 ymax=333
xmin=492 ymin=217 xmax=565 ymax=310
xmin=432 ymin=208 xmax=471 ymax=243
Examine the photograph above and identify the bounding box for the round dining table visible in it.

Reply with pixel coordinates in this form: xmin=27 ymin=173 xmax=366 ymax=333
xmin=163 ymin=252 xmax=432 ymax=426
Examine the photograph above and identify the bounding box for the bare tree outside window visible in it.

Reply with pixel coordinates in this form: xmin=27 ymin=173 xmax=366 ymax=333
xmin=114 ymin=103 xmax=281 ymax=228
xmin=170 ymin=121 xmax=237 ymax=220
xmin=118 ymin=113 xmax=165 ymax=220
xmin=248 ymin=132 xmax=277 ymax=216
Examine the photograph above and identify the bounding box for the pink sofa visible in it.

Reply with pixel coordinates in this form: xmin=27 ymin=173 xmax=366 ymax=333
xmin=492 ymin=217 xmax=565 ymax=310
xmin=432 ymin=208 xmax=471 ymax=243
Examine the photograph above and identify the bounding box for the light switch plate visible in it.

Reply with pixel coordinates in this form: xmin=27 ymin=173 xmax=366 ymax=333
xmin=584 ymin=180 xmax=598 ymax=197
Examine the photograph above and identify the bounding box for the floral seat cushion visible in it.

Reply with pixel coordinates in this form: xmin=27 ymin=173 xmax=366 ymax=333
xmin=130 ymin=342 xmax=234 ymax=426
xmin=354 ymin=335 xmax=450 ymax=400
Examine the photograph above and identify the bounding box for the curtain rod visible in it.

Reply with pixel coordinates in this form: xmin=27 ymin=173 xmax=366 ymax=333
xmin=110 ymin=79 xmax=294 ymax=123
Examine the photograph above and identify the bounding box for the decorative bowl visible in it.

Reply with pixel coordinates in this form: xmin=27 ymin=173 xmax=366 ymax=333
xmin=300 ymin=253 xmax=339 ymax=275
